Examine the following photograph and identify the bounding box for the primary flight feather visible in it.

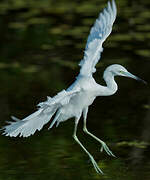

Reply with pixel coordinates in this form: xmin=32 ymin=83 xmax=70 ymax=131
xmin=1 ymin=0 xmax=146 ymax=174
xmin=79 ymin=0 xmax=117 ymax=76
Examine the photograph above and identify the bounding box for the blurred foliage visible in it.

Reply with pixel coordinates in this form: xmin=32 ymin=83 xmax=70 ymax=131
xmin=116 ymin=140 xmax=149 ymax=148
xmin=0 ymin=0 xmax=150 ymax=179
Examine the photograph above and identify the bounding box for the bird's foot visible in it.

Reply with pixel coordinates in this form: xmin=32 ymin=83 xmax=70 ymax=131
xmin=100 ymin=141 xmax=116 ymax=157
xmin=89 ymin=155 xmax=104 ymax=174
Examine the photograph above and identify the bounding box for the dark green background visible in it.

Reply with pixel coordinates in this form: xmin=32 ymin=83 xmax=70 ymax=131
xmin=0 ymin=0 xmax=150 ymax=179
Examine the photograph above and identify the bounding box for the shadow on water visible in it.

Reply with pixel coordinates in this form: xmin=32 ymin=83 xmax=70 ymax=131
xmin=0 ymin=0 xmax=150 ymax=179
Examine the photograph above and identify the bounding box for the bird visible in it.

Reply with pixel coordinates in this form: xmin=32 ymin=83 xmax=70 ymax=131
xmin=1 ymin=0 xmax=146 ymax=174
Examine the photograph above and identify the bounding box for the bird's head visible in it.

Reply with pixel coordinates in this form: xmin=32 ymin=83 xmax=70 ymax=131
xmin=104 ymin=64 xmax=147 ymax=84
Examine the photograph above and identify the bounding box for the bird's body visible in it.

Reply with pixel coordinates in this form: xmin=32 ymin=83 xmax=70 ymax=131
xmin=1 ymin=0 xmax=146 ymax=174
xmin=46 ymin=70 xmax=118 ymax=128
xmin=55 ymin=78 xmax=98 ymax=122
xmin=47 ymin=76 xmax=98 ymax=126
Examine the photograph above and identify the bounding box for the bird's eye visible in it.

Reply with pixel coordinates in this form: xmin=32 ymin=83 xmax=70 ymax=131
xmin=119 ymin=70 xmax=124 ymax=74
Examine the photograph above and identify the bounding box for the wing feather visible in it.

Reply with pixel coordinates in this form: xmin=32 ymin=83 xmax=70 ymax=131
xmin=2 ymin=89 xmax=80 ymax=137
xmin=79 ymin=0 xmax=117 ymax=76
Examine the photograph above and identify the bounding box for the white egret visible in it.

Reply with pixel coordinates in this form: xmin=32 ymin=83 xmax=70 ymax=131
xmin=1 ymin=0 xmax=146 ymax=174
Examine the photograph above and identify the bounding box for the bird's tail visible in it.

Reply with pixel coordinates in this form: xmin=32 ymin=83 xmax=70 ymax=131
xmin=1 ymin=107 xmax=57 ymax=137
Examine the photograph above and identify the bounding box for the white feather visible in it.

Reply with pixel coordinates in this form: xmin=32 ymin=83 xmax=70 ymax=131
xmin=2 ymin=89 xmax=80 ymax=137
xmin=79 ymin=0 xmax=117 ymax=76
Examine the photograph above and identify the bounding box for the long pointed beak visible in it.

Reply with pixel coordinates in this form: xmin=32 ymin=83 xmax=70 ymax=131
xmin=124 ymin=72 xmax=147 ymax=85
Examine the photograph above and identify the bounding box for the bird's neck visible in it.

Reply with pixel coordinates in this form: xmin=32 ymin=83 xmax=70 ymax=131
xmin=103 ymin=71 xmax=118 ymax=96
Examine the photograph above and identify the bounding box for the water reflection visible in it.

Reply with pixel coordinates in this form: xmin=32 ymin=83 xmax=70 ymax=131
xmin=0 ymin=0 xmax=149 ymax=179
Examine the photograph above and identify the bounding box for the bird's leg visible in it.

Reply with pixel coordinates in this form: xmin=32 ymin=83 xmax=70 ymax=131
xmin=73 ymin=117 xmax=103 ymax=174
xmin=83 ymin=107 xmax=115 ymax=157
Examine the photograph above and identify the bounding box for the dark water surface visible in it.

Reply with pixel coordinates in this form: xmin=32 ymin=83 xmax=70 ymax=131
xmin=0 ymin=0 xmax=150 ymax=179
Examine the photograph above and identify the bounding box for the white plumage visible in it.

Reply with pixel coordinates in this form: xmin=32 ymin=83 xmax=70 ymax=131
xmin=79 ymin=0 xmax=116 ymax=76
xmin=1 ymin=0 xmax=145 ymax=174
xmin=3 ymin=88 xmax=80 ymax=137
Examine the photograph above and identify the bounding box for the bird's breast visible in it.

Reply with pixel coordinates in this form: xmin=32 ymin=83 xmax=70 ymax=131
xmin=60 ymin=92 xmax=95 ymax=120
xmin=70 ymin=91 xmax=95 ymax=109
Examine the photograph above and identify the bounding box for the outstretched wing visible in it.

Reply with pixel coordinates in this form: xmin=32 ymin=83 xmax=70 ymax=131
xmin=79 ymin=0 xmax=117 ymax=76
xmin=2 ymin=88 xmax=80 ymax=137
xmin=37 ymin=88 xmax=80 ymax=111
